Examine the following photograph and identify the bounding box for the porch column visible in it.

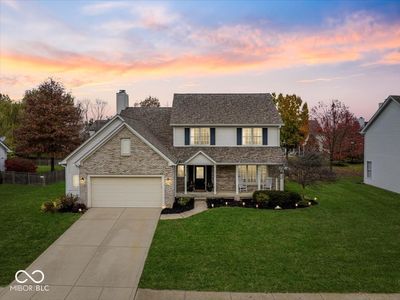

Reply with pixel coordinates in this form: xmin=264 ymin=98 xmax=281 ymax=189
xmin=275 ymin=178 xmax=279 ymax=191
xmin=280 ymin=171 xmax=284 ymax=191
xmin=257 ymin=165 xmax=261 ymax=190
xmin=184 ymin=165 xmax=187 ymax=194
xmin=213 ymin=164 xmax=217 ymax=195
xmin=235 ymin=165 xmax=239 ymax=194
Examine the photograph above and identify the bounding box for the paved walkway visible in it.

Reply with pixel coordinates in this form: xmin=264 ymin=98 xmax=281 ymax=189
xmin=1 ymin=208 xmax=160 ymax=300
xmin=160 ymin=201 xmax=208 ymax=220
xmin=135 ymin=289 xmax=400 ymax=300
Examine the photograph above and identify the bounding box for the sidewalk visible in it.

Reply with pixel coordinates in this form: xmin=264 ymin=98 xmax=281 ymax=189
xmin=135 ymin=289 xmax=400 ymax=300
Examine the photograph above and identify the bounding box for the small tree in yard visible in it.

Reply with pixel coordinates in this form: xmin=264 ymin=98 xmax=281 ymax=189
xmin=288 ymin=151 xmax=330 ymax=198
xmin=312 ymin=100 xmax=355 ymax=171
xmin=14 ymin=79 xmax=83 ymax=171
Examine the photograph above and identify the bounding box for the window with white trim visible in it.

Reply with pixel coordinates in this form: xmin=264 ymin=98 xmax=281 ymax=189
xmin=177 ymin=165 xmax=185 ymax=177
xmin=190 ymin=128 xmax=210 ymax=145
xmin=243 ymin=128 xmax=262 ymax=145
xmin=238 ymin=165 xmax=257 ymax=184
xmin=121 ymin=138 xmax=131 ymax=156
xmin=367 ymin=161 xmax=372 ymax=178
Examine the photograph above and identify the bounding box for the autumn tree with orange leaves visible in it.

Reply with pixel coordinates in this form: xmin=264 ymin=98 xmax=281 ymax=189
xmin=14 ymin=79 xmax=83 ymax=171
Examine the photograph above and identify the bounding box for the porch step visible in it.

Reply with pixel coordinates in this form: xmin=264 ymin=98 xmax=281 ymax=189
xmin=194 ymin=197 xmax=207 ymax=202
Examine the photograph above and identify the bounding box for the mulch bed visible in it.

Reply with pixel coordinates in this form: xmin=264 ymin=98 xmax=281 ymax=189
xmin=161 ymin=198 xmax=195 ymax=214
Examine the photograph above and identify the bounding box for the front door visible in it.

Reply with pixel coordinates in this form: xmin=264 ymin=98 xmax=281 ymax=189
xmin=195 ymin=166 xmax=205 ymax=190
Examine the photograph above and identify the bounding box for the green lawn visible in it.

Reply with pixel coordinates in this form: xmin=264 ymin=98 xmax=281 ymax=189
xmin=140 ymin=177 xmax=400 ymax=292
xmin=0 ymin=182 xmax=80 ymax=286
xmin=36 ymin=165 xmax=63 ymax=173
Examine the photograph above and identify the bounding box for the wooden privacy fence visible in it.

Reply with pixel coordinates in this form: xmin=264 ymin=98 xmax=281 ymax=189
xmin=0 ymin=170 xmax=65 ymax=185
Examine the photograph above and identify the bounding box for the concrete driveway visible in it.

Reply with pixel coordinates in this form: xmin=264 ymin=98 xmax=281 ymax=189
xmin=1 ymin=208 xmax=160 ymax=300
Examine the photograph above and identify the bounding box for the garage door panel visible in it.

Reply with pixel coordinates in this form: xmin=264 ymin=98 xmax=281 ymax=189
xmin=91 ymin=177 xmax=162 ymax=207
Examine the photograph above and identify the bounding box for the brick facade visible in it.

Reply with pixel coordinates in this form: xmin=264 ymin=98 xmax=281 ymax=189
xmin=79 ymin=126 xmax=175 ymax=207
xmin=216 ymin=165 xmax=236 ymax=192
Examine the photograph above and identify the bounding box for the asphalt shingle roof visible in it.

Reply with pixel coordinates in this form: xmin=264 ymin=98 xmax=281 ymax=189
xmin=170 ymin=93 xmax=283 ymax=125
xmin=120 ymin=106 xmax=284 ymax=164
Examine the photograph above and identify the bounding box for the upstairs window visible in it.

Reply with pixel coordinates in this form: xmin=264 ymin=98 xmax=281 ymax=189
xmin=121 ymin=138 xmax=131 ymax=156
xmin=190 ymin=128 xmax=210 ymax=145
xmin=243 ymin=128 xmax=262 ymax=145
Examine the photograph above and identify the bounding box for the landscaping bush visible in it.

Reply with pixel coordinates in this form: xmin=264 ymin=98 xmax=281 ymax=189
xmin=296 ymin=199 xmax=311 ymax=208
xmin=42 ymin=194 xmax=84 ymax=213
xmin=41 ymin=201 xmax=56 ymax=213
xmin=252 ymin=190 xmax=302 ymax=209
xmin=206 ymin=198 xmax=237 ymax=208
xmin=71 ymin=202 xmax=87 ymax=213
xmin=177 ymin=197 xmax=191 ymax=207
xmin=162 ymin=197 xmax=195 ymax=214
xmin=253 ymin=191 xmax=269 ymax=207
xmin=5 ymin=157 xmax=37 ymax=173
xmin=55 ymin=194 xmax=79 ymax=212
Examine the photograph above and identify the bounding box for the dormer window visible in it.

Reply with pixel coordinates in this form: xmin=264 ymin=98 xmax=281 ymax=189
xmin=121 ymin=138 xmax=131 ymax=156
xmin=190 ymin=128 xmax=210 ymax=145
xmin=243 ymin=128 xmax=262 ymax=145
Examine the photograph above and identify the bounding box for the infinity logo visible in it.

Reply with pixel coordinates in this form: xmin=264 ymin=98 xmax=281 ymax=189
xmin=15 ymin=270 xmax=45 ymax=284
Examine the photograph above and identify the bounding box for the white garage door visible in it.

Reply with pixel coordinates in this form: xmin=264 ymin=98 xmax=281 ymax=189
xmin=90 ymin=177 xmax=162 ymax=207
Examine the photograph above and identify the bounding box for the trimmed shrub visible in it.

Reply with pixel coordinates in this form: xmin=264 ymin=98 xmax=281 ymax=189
xmin=5 ymin=157 xmax=37 ymax=173
xmin=296 ymin=199 xmax=310 ymax=208
xmin=253 ymin=190 xmax=302 ymax=209
xmin=71 ymin=202 xmax=87 ymax=213
xmin=55 ymin=194 xmax=79 ymax=212
xmin=177 ymin=197 xmax=191 ymax=207
xmin=41 ymin=201 xmax=56 ymax=213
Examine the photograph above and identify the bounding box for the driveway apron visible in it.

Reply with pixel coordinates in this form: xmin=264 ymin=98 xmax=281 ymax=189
xmin=1 ymin=208 xmax=160 ymax=300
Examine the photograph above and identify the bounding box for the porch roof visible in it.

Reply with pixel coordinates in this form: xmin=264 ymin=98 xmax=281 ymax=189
xmin=174 ymin=147 xmax=285 ymax=164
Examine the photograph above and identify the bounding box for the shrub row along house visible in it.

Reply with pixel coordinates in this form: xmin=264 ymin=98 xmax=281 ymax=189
xmin=61 ymin=92 xmax=285 ymax=208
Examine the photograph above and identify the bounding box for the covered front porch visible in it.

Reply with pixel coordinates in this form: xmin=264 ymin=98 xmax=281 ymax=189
xmin=175 ymin=151 xmax=284 ymax=198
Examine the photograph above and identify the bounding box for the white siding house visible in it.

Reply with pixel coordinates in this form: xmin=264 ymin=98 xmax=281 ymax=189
xmin=361 ymin=95 xmax=400 ymax=194
xmin=0 ymin=139 xmax=12 ymax=172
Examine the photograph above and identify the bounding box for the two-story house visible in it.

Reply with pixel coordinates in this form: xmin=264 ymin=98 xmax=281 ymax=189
xmin=61 ymin=92 xmax=285 ymax=208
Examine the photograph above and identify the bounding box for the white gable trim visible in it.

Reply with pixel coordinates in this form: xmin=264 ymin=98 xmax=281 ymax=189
xmin=60 ymin=115 xmax=124 ymax=165
xmin=184 ymin=151 xmax=216 ymax=165
xmin=361 ymin=96 xmax=400 ymax=134
xmin=0 ymin=141 xmax=12 ymax=153
xmin=76 ymin=122 xmax=175 ymax=166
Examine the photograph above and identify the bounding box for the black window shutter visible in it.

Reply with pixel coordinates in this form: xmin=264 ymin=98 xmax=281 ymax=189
xmin=262 ymin=128 xmax=268 ymax=145
xmin=237 ymin=128 xmax=242 ymax=145
xmin=184 ymin=128 xmax=190 ymax=145
xmin=210 ymin=128 xmax=216 ymax=145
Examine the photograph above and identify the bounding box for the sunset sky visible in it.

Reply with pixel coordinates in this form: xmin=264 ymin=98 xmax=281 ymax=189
xmin=0 ymin=0 xmax=399 ymax=119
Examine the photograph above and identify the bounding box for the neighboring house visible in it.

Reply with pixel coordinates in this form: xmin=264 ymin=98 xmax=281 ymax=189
xmin=361 ymin=95 xmax=400 ymax=194
xmin=0 ymin=138 xmax=12 ymax=172
xmin=301 ymin=119 xmax=323 ymax=153
xmin=61 ymin=92 xmax=285 ymax=208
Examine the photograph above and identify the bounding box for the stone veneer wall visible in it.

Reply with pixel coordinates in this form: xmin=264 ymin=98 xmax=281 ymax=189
xmin=79 ymin=126 xmax=175 ymax=207
xmin=216 ymin=165 xmax=236 ymax=192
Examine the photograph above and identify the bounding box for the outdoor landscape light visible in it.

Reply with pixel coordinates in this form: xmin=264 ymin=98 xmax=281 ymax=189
xmin=256 ymin=204 xmax=259 ymax=208
xmin=314 ymin=197 xmax=317 ymax=200
xmin=308 ymin=202 xmax=311 ymax=205
xmin=225 ymin=201 xmax=228 ymax=206
xmin=211 ymin=203 xmax=214 ymax=208
xmin=295 ymin=203 xmax=298 ymax=207
xmin=242 ymin=202 xmax=245 ymax=206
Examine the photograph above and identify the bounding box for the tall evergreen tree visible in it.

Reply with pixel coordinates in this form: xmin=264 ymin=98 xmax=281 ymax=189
xmin=14 ymin=79 xmax=83 ymax=171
